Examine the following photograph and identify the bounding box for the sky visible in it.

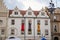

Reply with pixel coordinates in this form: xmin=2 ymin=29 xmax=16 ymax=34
xmin=3 ymin=0 xmax=60 ymax=10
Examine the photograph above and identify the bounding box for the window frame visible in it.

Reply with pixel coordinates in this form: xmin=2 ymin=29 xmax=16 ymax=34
xmin=28 ymin=12 xmax=32 ymax=15
xmin=45 ymin=29 xmax=48 ymax=35
xmin=0 ymin=20 xmax=3 ymax=25
xmin=11 ymin=19 xmax=15 ymax=25
xmin=53 ymin=25 xmax=57 ymax=32
xmin=45 ymin=20 xmax=48 ymax=25
xmin=41 ymin=12 xmax=45 ymax=16
xmin=1 ymin=29 xmax=5 ymax=35
xmin=14 ymin=12 xmax=18 ymax=15
xmin=11 ymin=29 xmax=15 ymax=35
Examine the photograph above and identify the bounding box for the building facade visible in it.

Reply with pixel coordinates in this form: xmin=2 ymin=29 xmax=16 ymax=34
xmin=48 ymin=8 xmax=60 ymax=40
xmin=7 ymin=7 xmax=51 ymax=40
xmin=0 ymin=0 xmax=51 ymax=40
xmin=0 ymin=0 xmax=8 ymax=40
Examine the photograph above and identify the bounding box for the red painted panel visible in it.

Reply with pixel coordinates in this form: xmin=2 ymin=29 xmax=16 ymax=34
xmin=21 ymin=23 xmax=24 ymax=31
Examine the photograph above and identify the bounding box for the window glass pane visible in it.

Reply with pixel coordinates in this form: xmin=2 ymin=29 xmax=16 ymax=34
xmin=41 ymin=12 xmax=45 ymax=16
xmin=1 ymin=29 xmax=5 ymax=35
xmin=11 ymin=20 xmax=15 ymax=25
xmin=0 ymin=20 xmax=3 ymax=25
xmin=15 ymin=12 xmax=18 ymax=15
xmin=11 ymin=29 xmax=15 ymax=35
xmin=45 ymin=29 xmax=48 ymax=35
xmin=54 ymin=25 xmax=57 ymax=32
xmin=45 ymin=20 xmax=48 ymax=25
xmin=28 ymin=39 xmax=32 ymax=40
xmin=28 ymin=12 xmax=32 ymax=15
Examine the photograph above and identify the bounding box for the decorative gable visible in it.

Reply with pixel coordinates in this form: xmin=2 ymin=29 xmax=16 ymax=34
xmin=24 ymin=7 xmax=36 ymax=17
xmin=0 ymin=0 xmax=8 ymax=12
xmin=9 ymin=6 xmax=23 ymax=17
xmin=37 ymin=8 xmax=49 ymax=18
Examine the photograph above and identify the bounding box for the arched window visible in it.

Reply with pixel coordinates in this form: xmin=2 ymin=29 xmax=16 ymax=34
xmin=37 ymin=20 xmax=40 ymax=35
xmin=21 ymin=20 xmax=25 ymax=34
xmin=54 ymin=37 xmax=59 ymax=40
xmin=28 ymin=20 xmax=32 ymax=34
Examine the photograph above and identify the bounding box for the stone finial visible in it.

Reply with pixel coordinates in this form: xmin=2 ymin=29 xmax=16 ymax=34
xmin=14 ymin=6 xmax=19 ymax=10
xmin=28 ymin=7 xmax=32 ymax=10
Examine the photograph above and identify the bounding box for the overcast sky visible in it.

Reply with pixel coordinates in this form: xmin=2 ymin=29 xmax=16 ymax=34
xmin=4 ymin=0 xmax=60 ymax=10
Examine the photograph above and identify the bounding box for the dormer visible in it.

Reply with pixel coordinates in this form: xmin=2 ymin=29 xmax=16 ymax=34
xmin=24 ymin=7 xmax=36 ymax=17
xmin=9 ymin=6 xmax=23 ymax=17
xmin=37 ymin=8 xmax=49 ymax=18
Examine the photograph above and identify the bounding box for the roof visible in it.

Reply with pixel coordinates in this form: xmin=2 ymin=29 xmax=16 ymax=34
xmin=33 ymin=11 xmax=39 ymax=16
xmin=8 ymin=6 xmax=50 ymax=16
xmin=9 ymin=10 xmax=40 ymax=16
xmin=9 ymin=10 xmax=13 ymax=16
